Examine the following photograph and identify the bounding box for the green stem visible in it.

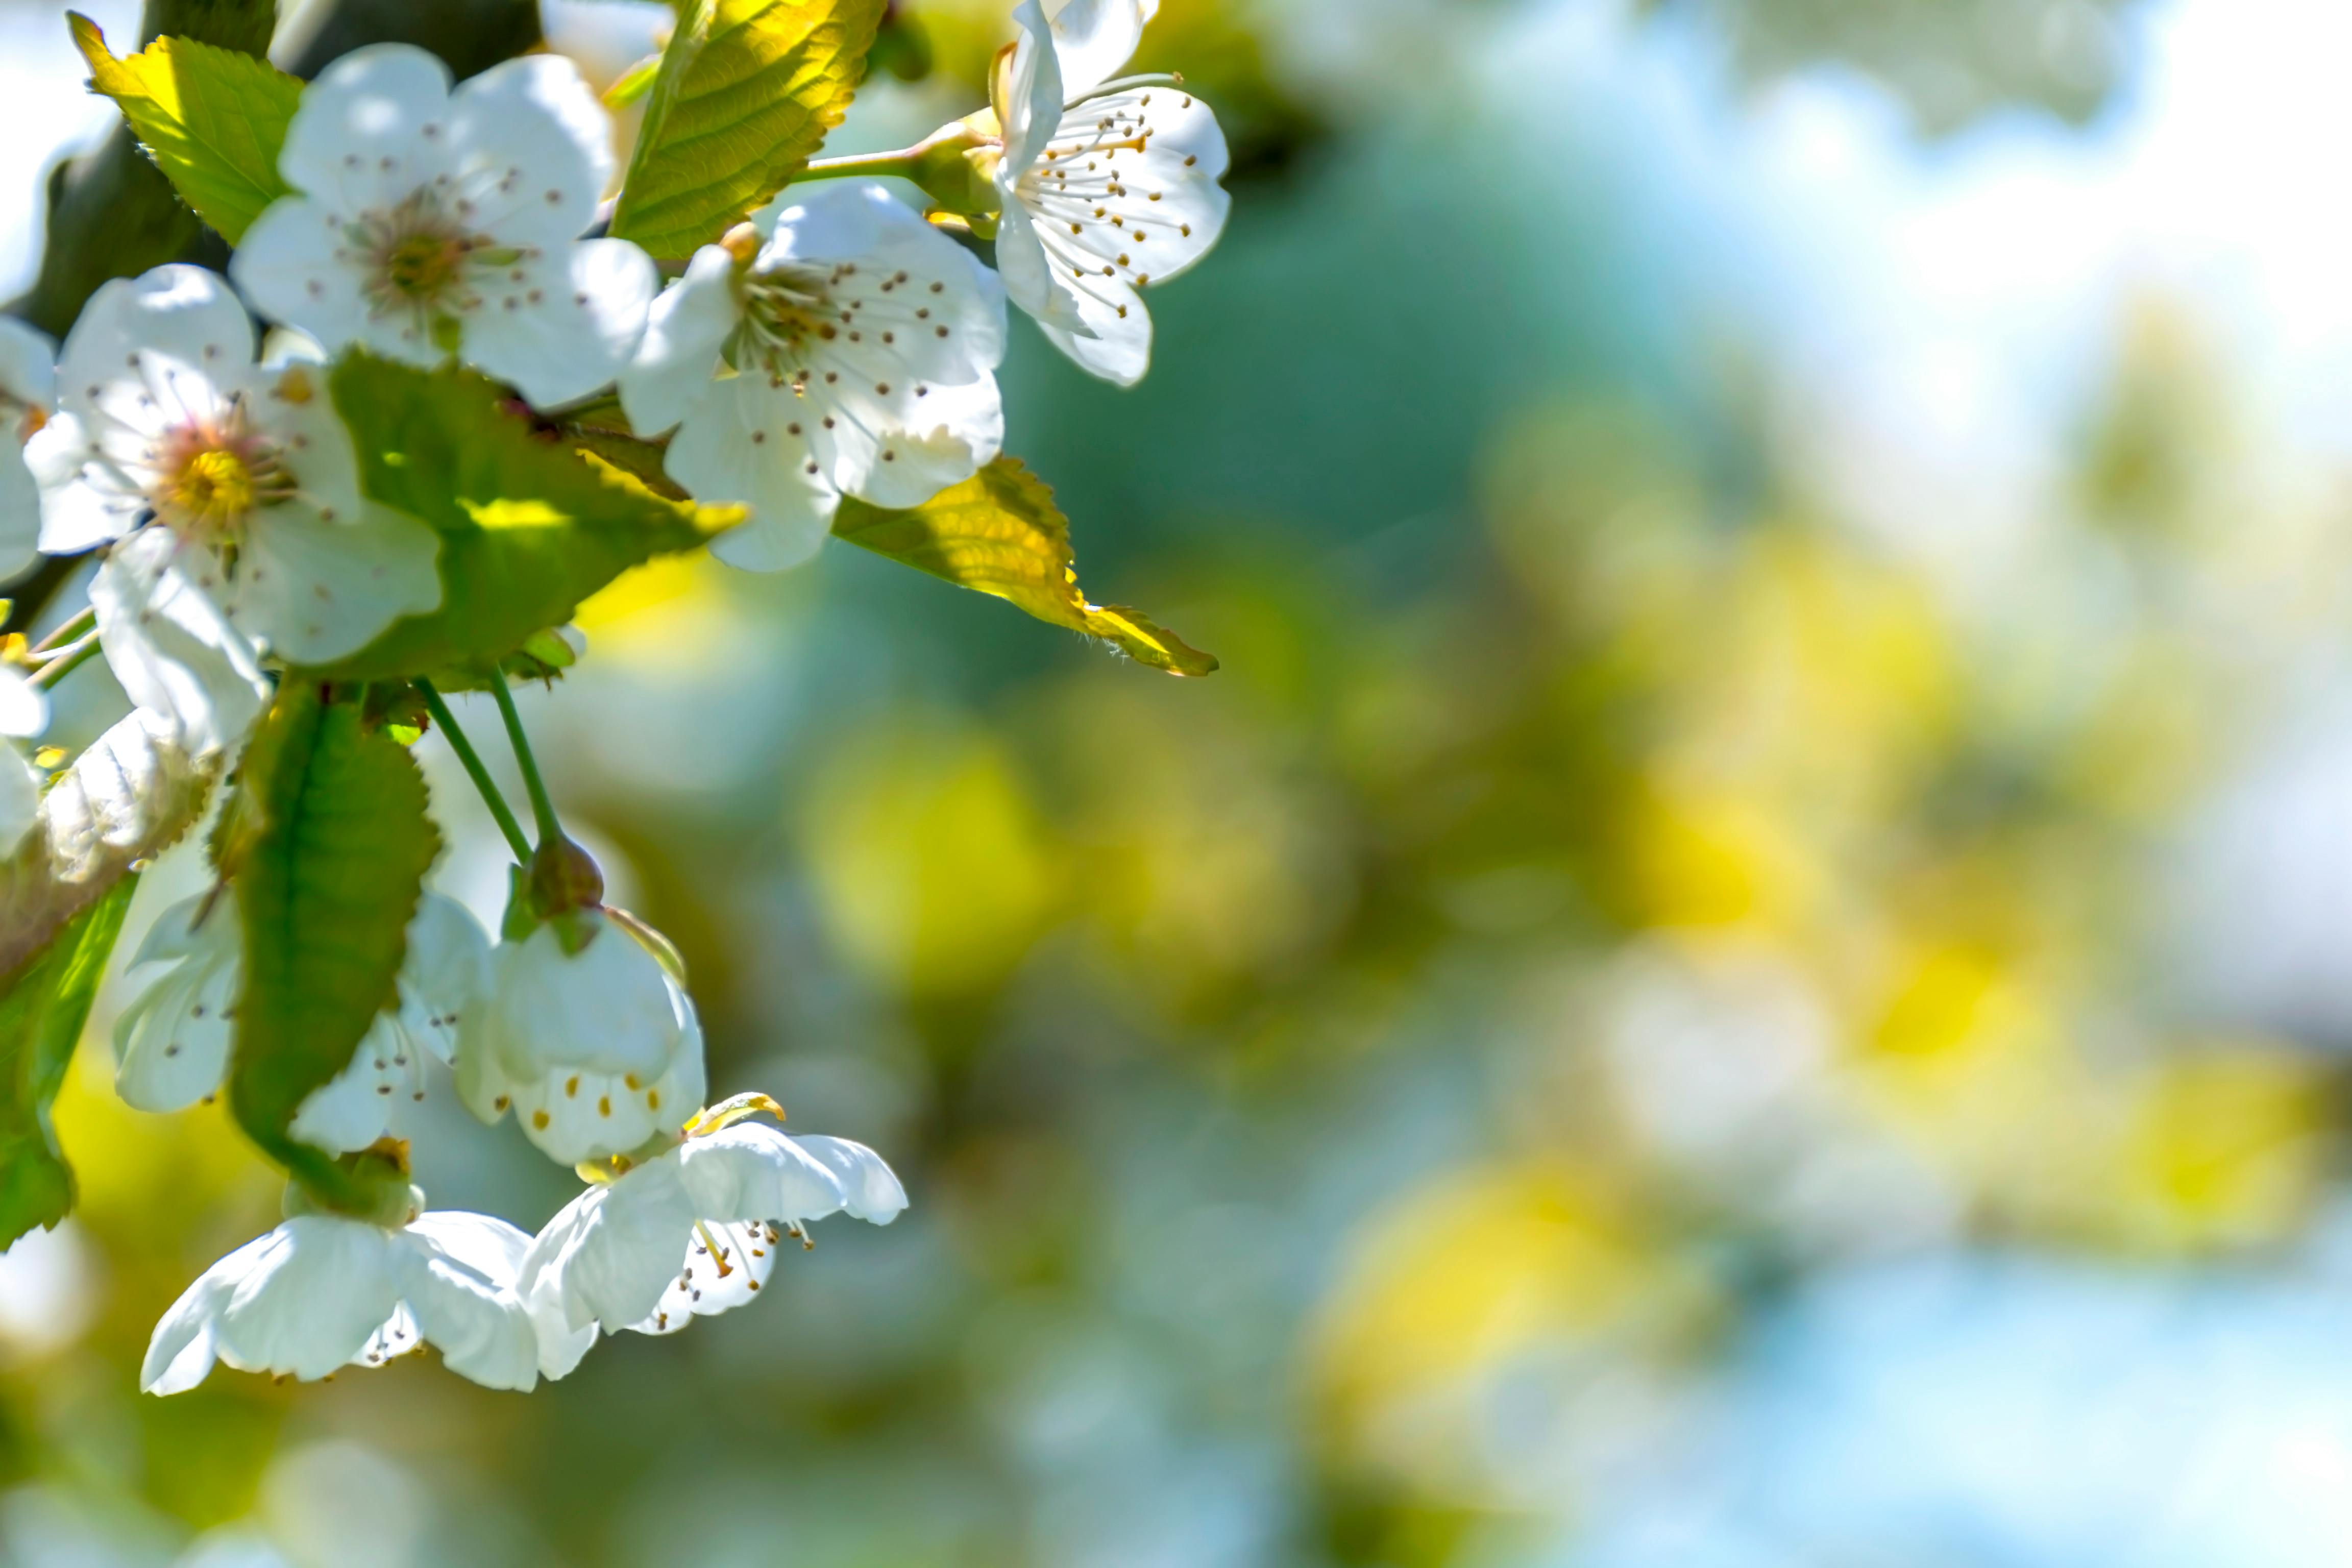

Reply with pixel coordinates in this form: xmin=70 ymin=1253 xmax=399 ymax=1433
xmin=485 ymin=666 xmax=563 ymax=848
xmin=27 ymin=632 xmax=101 ymax=691
xmin=416 ymin=679 xmax=532 ymax=863
xmin=29 ymin=605 xmax=95 ymax=655
xmin=800 ymin=145 xmax=927 ymax=182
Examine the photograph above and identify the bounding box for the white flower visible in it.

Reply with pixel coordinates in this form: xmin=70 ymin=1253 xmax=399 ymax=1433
xmin=990 ymin=0 xmax=1230 ymax=385
xmin=618 ymin=182 xmax=1007 ymax=571
xmin=456 ymin=909 xmax=707 ymax=1164
xmin=517 ymin=1101 xmax=906 ymax=1375
xmin=0 ymin=668 xmax=47 ymax=857
xmin=114 ymin=890 xmax=491 ymax=1156
xmin=27 ymin=263 xmax=442 ymax=670
xmin=0 ymin=317 xmax=57 ymax=579
xmin=141 ymin=1207 xmax=543 ymax=1393
xmin=87 ymin=527 xmax=274 ymax=759
xmin=232 ymin=44 xmax=657 ymax=408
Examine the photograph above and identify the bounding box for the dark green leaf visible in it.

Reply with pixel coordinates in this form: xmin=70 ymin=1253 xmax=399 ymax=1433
xmin=310 ymin=354 xmax=743 ymax=682
xmin=230 ymin=685 xmax=438 ymax=1209
xmin=833 ymin=458 xmax=1219 ymax=676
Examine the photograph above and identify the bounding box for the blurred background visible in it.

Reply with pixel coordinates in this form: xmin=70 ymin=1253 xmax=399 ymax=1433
xmin=14 ymin=0 xmax=2352 ymax=1561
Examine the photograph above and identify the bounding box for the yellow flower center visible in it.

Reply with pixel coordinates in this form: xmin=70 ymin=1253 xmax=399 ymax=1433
xmin=383 ymin=231 xmax=467 ymax=300
xmin=168 ymin=446 xmax=257 ymax=530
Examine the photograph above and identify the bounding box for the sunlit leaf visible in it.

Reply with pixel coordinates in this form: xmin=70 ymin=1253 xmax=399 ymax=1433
xmin=0 ymin=708 xmax=217 ymax=985
xmin=230 ymin=684 xmax=438 ymax=1207
xmin=69 ymin=12 xmax=302 ymax=245
xmin=833 ymin=458 xmax=1219 ymax=676
xmin=311 ymin=354 xmax=743 ymax=682
xmin=0 ymin=878 xmax=137 ymax=1247
xmin=609 ymin=0 xmax=887 ymax=259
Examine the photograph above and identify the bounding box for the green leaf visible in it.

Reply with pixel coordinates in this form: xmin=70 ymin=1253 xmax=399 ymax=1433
xmin=70 ymin=12 xmax=302 ymax=246
xmin=230 ymin=685 xmax=438 ymax=1210
xmin=0 ymin=878 xmax=137 ymax=1248
xmin=0 ymin=708 xmax=218 ymax=986
xmin=610 ymin=0 xmax=887 ymax=259
xmin=833 ymin=458 xmax=1220 ymax=676
xmin=310 ymin=353 xmax=743 ymax=682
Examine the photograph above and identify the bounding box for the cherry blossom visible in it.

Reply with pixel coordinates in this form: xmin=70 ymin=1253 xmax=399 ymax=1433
xmin=26 ymin=264 xmax=440 ymax=681
xmin=114 ymin=890 xmax=491 ymax=1157
xmin=142 ymin=1205 xmax=543 ymax=1393
xmin=0 ymin=317 xmax=57 ymax=579
xmin=516 ymin=1097 xmax=905 ymax=1373
xmin=231 ymin=43 xmax=657 ymax=407
xmin=618 ymin=182 xmax=1006 ymax=570
xmin=456 ymin=909 xmax=707 ymax=1165
xmin=990 ymin=0 xmax=1230 ymax=384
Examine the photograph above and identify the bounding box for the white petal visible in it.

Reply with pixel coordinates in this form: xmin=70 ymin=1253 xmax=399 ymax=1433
xmin=456 ymin=238 xmax=656 ymax=408
xmin=1000 ymin=0 xmax=1067 ymax=176
xmin=1020 ymin=90 xmax=1230 ymax=288
xmin=518 ymin=1156 xmax=699 ymax=1333
xmin=395 ymin=892 xmax=492 ymax=1066
xmin=1045 ymin=0 xmax=1151 ymax=99
xmin=447 ymin=53 xmax=612 ymax=248
xmin=394 ymin=1212 xmax=541 ymax=1390
xmin=1034 ymin=288 xmax=1152 ymax=385
xmin=674 ymin=1123 xmax=849 ymax=1223
xmin=211 ymin=1217 xmax=403 ymax=1382
xmin=481 ymin=914 xmax=689 ymax=1080
xmin=0 ymin=442 xmax=38 ymax=581
xmin=126 ymin=886 xmax=235 ymax=969
xmin=228 ymin=503 xmax=441 ymax=664
xmin=504 ymin=1055 xmax=673 ymax=1165
xmin=228 ymin=199 xmax=379 ymax=371
xmin=617 ymin=246 xmax=740 ymax=437
xmin=112 ymin=889 xmax=241 ymax=1116
xmin=24 ymin=411 xmax=139 ymax=553
xmin=669 ymin=391 xmax=838 ymax=573
xmin=0 ymin=668 xmax=48 ymax=741
xmin=141 ymin=1232 xmax=262 ymax=1393
xmin=843 ymin=375 xmax=1002 ymax=509
xmin=0 ymin=747 xmax=39 ymax=858
xmin=89 ymin=531 xmax=271 ymax=757
xmin=628 ymin=1217 xmax=777 ymax=1334
xmin=993 ymin=193 xmax=1082 ymax=328
xmin=288 ymin=1013 xmax=425 ymax=1155
xmin=0 ymin=317 xmax=57 ymax=410
xmin=54 ymin=266 xmax=253 ymax=425
xmin=791 ymin=1135 xmax=911 ymax=1223
xmin=276 ymin=43 xmax=456 ymax=212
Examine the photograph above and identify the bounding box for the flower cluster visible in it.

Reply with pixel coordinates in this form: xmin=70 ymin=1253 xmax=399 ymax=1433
xmin=1 ymin=0 xmax=1226 ymax=1395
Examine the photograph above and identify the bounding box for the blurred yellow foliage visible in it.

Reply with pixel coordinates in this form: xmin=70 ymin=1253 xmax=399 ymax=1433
xmin=2103 ymin=1046 xmax=2326 ymax=1254
xmin=1310 ymin=1162 xmax=1696 ymax=1491
xmin=802 ymin=721 xmax=1065 ymax=997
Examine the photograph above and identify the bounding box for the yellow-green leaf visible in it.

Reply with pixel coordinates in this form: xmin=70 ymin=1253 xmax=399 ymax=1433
xmin=230 ymin=685 xmax=437 ymax=1213
xmin=70 ymin=12 xmax=301 ymax=245
xmin=0 ymin=879 xmax=136 ymax=1248
xmin=311 ymin=353 xmax=743 ymax=682
xmin=610 ymin=0 xmax=887 ymax=260
xmin=832 ymin=458 xmax=1219 ymax=676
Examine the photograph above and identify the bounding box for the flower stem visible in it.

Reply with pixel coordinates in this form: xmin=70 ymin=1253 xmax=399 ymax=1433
xmin=485 ymin=666 xmax=565 ymax=849
xmin=27 ymin=630 xmax=100 ymax=690
xmin=800 ymin=145 xmax=927 ymax=182
xmin=416 ymin=679 xmax=532 ymax=863
xmin=29 ymin=605 xmax=95 ymax=655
